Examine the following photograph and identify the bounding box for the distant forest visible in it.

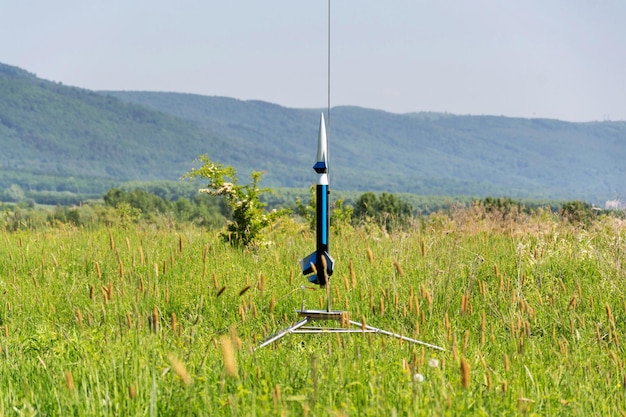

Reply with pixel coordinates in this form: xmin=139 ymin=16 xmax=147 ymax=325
xmin=1 ymin=62 xmax=625 ymax=207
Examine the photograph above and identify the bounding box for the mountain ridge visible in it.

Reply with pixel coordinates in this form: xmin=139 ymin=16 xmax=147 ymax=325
xmin=1 ymin=62 xmax=625 ymax=204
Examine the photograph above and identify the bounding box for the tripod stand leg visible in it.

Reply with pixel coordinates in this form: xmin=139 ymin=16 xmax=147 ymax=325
xmin=348 ymin=320 xmax=445 ymax=351
xmin=256 ymin=317 xmax=311 ymax=350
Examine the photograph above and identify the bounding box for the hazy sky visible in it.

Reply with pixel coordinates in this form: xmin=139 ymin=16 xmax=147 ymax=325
xmin=2 ymin=1 xmax=625 ymax=122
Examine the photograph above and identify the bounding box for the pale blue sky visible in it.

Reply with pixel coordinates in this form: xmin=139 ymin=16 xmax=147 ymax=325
xmin=2 ymin=0 xmax=625 ymax=121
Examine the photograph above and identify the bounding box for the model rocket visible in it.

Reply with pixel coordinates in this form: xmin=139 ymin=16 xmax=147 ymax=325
xmin=300 ymin=113 xmax=334 ymax=287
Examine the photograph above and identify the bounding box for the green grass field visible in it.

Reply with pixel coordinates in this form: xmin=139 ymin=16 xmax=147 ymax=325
xmin=1 ymin=206 xmax=625 ymax=416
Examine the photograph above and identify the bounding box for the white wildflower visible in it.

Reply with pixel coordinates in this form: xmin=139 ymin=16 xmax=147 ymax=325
xmin=428 ymin=358 xmax=440 ymax=368
xmin=413 ymin=373 xmax=425 ymax=383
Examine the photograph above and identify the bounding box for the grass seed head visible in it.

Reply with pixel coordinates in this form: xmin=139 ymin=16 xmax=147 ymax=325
xmin=460 ymin=357 xmax=471 ymax=389
xmin=168 ymin=353 xmax=192 ymax=386
xmin=65 ymin=370 xmax=74 ymax=391
xmin=393 ymin=260 xmax=405 ymax=277
xmin=220 ymin=335 xmax=238 ymax=378
xmin=239 ymin=285 xmax=251 ymax=296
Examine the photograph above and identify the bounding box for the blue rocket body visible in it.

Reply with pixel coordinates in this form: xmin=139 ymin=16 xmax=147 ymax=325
xmin=300 ymin=113 xmax=334 ymax=286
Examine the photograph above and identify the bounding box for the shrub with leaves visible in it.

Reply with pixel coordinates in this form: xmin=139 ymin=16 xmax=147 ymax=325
xmin=184 ymin=155 xmax=288 ymax=247
xmin=353 ymin=191 xmax=413 ymax=232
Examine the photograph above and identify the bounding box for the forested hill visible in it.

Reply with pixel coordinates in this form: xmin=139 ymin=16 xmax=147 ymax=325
xmin=103 ymin=91 xmax=626 ymax=202
xmin=0 ymin=63 xmax=249 ymax=197
xmin=1 ymin=62 xmax=625 ymax=204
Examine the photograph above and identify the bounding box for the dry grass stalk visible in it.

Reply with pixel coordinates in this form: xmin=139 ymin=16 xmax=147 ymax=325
xmin=126 ymin=312 xmax=133 ymax=329
xmin=420 ymin=239 xmax=426 ymax=257
xmin=349 ymin=259 xmax=357 ymax=288
xmin=606 ymin=303 xmax=616 ymax=329
xmin=480 ymin=311 xmax=486 ymax=346
xmin=139 ymin=246 xmax=145 ymax=265
xmin=257 ymin=273 xmax=265 ymax=292
xmin=168 ymin=353 xmax=192 ymax=385
xmin=393 ymin=260 xmax=405 ymax=277
xmin=151 ymin=305 xmax=159 ymax=333
xmin=171 ymin=312 xmax=177 ymax=334
xmin=366 ymin=246 xmax=374 ymax=263
xmin=65 ymin=370 xmax=74 ymax=391
xmin=273 ymin=384 xmax=282 ymax=407
xmin=478 ymin=280 xmax=486 ymax=298
xmin=463 ymin=330 xmax=470 ymax=354
xmin=220 ymin=335 xmax=238 ymax=377
xmin=129 ymin=384 xmax=137 ymax=399
xmin=108 ymin=229 xmax=115 ymax=251
xmin=239 ymin=305 xmax=246 ymax=322
xmin=460 ymin=292 xmax=469 ymax=315
xmin=95 ymin=262 xmax=101 ymax=280
xmin=421 ymin=284 xmax=433 ymax=307
xmin=101 ymin=286 xmax=109 ymax=304
xmin=269 ymin=294 xmax=276 ymax=314
xmin=212 ymin=272 xmax=219 ymax=289
xmin=460 ymin=357 xmax=471 ymax=389
xmin=76 ymin=309 xmax=83 ymax=330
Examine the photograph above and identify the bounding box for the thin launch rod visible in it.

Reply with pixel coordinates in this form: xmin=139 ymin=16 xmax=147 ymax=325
xmin=327 ymin=0 xmax=331 ymax=176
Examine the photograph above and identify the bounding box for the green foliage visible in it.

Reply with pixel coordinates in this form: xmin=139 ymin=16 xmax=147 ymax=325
xmin=1 ymin=206 xmax=626 ymax=415
xmin=354 ymin=191 xmax=414 ymax=231
xmin=103 ymin=187 xmax=224 ymax=228
xmin=295 ymin=186 xmax=354 ymax=233
xmin=184 ymin=155 xmax=289 ymax=247
xmin=2 ymin=184 xmax=25 ymax=202
xmin=295 ymin=185 xmax=316 ymax=230
xmin=560 ymin=200 xmax=599 ymax=226
xmin=331 ymin=198 xmax=353 ymax=231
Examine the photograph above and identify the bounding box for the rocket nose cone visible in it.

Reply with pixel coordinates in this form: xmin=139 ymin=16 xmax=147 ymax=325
xmin=315 ymin=113 xmax=328 ymax=167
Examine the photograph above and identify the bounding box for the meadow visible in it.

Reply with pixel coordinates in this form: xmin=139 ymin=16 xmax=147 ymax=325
xmin=1 ymin=205 xmax=625 ymax=416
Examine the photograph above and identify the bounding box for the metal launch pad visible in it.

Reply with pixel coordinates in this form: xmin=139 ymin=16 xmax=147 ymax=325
xmin=256 ymin=308 xmax=445 ymax=351
xmin=256 ymin=285 xmax=445 ymax=351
